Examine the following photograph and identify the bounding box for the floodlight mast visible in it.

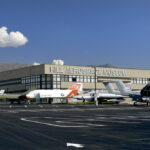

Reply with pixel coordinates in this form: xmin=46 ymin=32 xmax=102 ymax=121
xmin=94 ymin=66 xmax=97 ymax=94
xmin=94 ymin=66 xmax=99 ymax=106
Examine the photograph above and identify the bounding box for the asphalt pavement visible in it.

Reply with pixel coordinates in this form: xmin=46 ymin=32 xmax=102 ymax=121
xmin=0 ymin=104 xmax=150 ymax=150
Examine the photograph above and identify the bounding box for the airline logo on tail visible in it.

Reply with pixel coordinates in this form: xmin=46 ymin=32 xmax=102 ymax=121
xmin=66 ymin=83 xmax=82 ymax=98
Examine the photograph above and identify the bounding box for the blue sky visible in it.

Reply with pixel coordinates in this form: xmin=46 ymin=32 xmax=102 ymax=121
xmin=0 ymin=0 xmax=150 ymax=69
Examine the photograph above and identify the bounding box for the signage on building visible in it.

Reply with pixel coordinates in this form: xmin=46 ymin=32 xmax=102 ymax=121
xmin=50 ymin=66 xmax=127 ymax=77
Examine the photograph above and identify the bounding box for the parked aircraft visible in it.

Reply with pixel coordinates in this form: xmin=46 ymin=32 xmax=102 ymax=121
xmin=97 ymin=92 xmax=125 ymax=103
xmin=103 ymin=81 xmax=131 ymax=95
xmin=0 ymin=83 xmax=82 ymax=104
xmin=74 ymin=89 xmax=125 ymax=104
xmin=139 ymin=82 xmax=150 ymax=105
xmin=103 ymin=82 xmax=120 ymax=95
xmin=114 ymin=80 xmax=141 ymax=100
xmin=107 ymin=80 xmax=150 ymax=106
xmin=141 ymin=82 xmax=150 ymax=97
xmin=0 ymin=88 xmax=35 ymax=104
xmin=74 ymin=90 xmax=95 ymax=102
xmin=21 ymin=83 xmax=82 ymax=103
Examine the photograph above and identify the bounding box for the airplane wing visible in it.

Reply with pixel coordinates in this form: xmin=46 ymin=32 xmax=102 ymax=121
xmin=0 ymin=94 xmax=20 ymax=99
xmin=0 ymin=88 xmax=36 ymax=101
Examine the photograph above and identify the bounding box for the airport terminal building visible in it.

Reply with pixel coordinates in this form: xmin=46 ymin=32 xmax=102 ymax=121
xmin=0 ymin=64 xmax=150 ymax=93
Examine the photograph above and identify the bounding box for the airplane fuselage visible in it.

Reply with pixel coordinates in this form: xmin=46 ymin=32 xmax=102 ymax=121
xmin=26 ymin=89 xmax=77 ymax=99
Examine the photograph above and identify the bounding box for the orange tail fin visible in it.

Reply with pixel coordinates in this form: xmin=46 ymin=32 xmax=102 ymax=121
xmin=68 ymin=83 xmax=82 ymax=91
xmin=66 ymin=83 xmax=82 ymax=98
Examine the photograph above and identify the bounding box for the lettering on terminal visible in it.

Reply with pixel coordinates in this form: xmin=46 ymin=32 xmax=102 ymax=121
xmin=50 ymin=66 xmax=127 ymax=77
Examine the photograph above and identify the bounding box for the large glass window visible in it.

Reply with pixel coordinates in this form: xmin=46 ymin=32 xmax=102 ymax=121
xmin=84 ymin=76 xmax=87 ymax=82
xmin=22 ymin=75 xmax=53 ymax=90
xmin=76 ymin=76 xmax=79 ymax=82
xmin=53 ymin=75 xmax=61 ymax=89
xmin=91 ymin=76 xmax=95 ymax=83
xmin=61 ymin=75 xmax=69 ymax=82
xmin=21 ymin=78 xmax=25 ymax=84
xmin=80 ymin=76 xmax=83 ymax=82
xmin=131 ymin=78 xmax=150 ymax=84
xmin=87 ymin=76 xmax=91 ymax=83
xmin=47 ymin=83 xmax=51 ymax=89
xmin=36 ymin=76 xmax=40 ymax=82
xmin=72 ymin=77 xmax=77 ymax=82
xmin=53 ymin=84 xmax=56 ymax=89
xmin=41 ymin=75 xmax=46 ymax=81
xmin=69 ymin=76 xmax=72 ymax=82
xmin=47 ymin=75 xmax=51 ymax=82
xmin=57 ymin=75 xmax=60 ymax=81
xmin=57 ymin=84 xmax=61 ymax=89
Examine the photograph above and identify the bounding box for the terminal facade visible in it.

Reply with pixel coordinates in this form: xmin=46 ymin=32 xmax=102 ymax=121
xmin=0 ymin=64 xmax=149 ymax=93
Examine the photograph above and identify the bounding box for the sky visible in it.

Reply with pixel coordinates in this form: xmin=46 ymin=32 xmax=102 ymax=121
xmin=0 ymin=0 xmax=150 ymax=69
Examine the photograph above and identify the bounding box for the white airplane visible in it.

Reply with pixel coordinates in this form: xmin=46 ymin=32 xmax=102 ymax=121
xmin=103 ymin=82 xmax=120 ymax=95
xmin=74 ymin=90 xmax=125 ymax=104
xmin=114 ymin=80 xmax=141 ymax=99
xmin=103 ymin=80 xmax=141 ymax=100
xmin=104 ymin=80 xmax=150 ymax=106
xmin=23 ymin=83 xmax=82 ymax=101
xmin=114 ymin=80 xmax=150 ymax=106
xmin=103 ymin=81 xmax=131 ymax=95
xmin=74 ymin=90 xmax=95 ymax=101
xmin=96 ymin=92 xmax=125 ymax=103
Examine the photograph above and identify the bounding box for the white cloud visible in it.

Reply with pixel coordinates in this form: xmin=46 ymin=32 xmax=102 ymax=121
xmin=0 ymin=26 xmax=28 ymax=47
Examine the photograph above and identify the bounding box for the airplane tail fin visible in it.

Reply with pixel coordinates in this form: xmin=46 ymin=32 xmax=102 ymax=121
xmin=103 ymin=82 xmax=116 ymax=94
xmin=125 ymin=83 xmax=132 ymax=90
xmin=115 ymin=80 xmax=131 ymax=94
xmin=68 ymin=83 xmax=83 ymax=92
xmin=66 ymin=83 xmax=83 ymax=98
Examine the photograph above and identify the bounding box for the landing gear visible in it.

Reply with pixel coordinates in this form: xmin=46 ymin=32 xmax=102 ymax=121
xmin=10 ymin=100 xmax=14 ymax=104
xmin=94 ymin=93 xmax=99 ymax=106
xmin=147 ymin=102 xmax=149 ymax=106
xmin=27 ymin=100 xmax=31 ymax=104
xmin=133 ymin=102 xmax=137 ymax=106
xmin=82 ymin=98 xmax=86 ymax=104
xmin=48 ymin=98 xmax=53 ymax=104
xmin=18 ymin=99 xmax=21 ymax=104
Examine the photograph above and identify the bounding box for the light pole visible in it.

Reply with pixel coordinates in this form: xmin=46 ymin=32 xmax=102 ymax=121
xmin=94 ymin=66 xmax=98 ymax=106
xmin=94 ymin=66 xmax=96 ymax=94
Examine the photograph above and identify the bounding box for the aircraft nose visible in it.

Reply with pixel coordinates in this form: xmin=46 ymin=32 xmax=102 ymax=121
xmin=19 ymin=95 xmax=30 ymax=99
xmin=26 ymin=96 xmax=30 ymax=99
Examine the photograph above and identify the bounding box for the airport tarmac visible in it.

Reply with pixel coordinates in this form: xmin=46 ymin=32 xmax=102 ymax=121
xmin=0 ymin=104 xmax=150 ymax=150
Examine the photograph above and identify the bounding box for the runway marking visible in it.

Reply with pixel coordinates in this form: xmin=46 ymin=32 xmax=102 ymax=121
xmin=66 ymin=143 xmax=84 ymax=148
xmin=133 ymin=138 xmax=150 ymax=141
xmin=94 ymin=115 xmax=148 ymax=124
xmin=86 ymin=119 xmax=95 ymax=121
xmin=86 ymin=123 xmax=105 ymax=127
xmin=21 ymin=118 xmax=88 ymax=128
xmin=21 ymin=117 xmax=106 ymax=128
